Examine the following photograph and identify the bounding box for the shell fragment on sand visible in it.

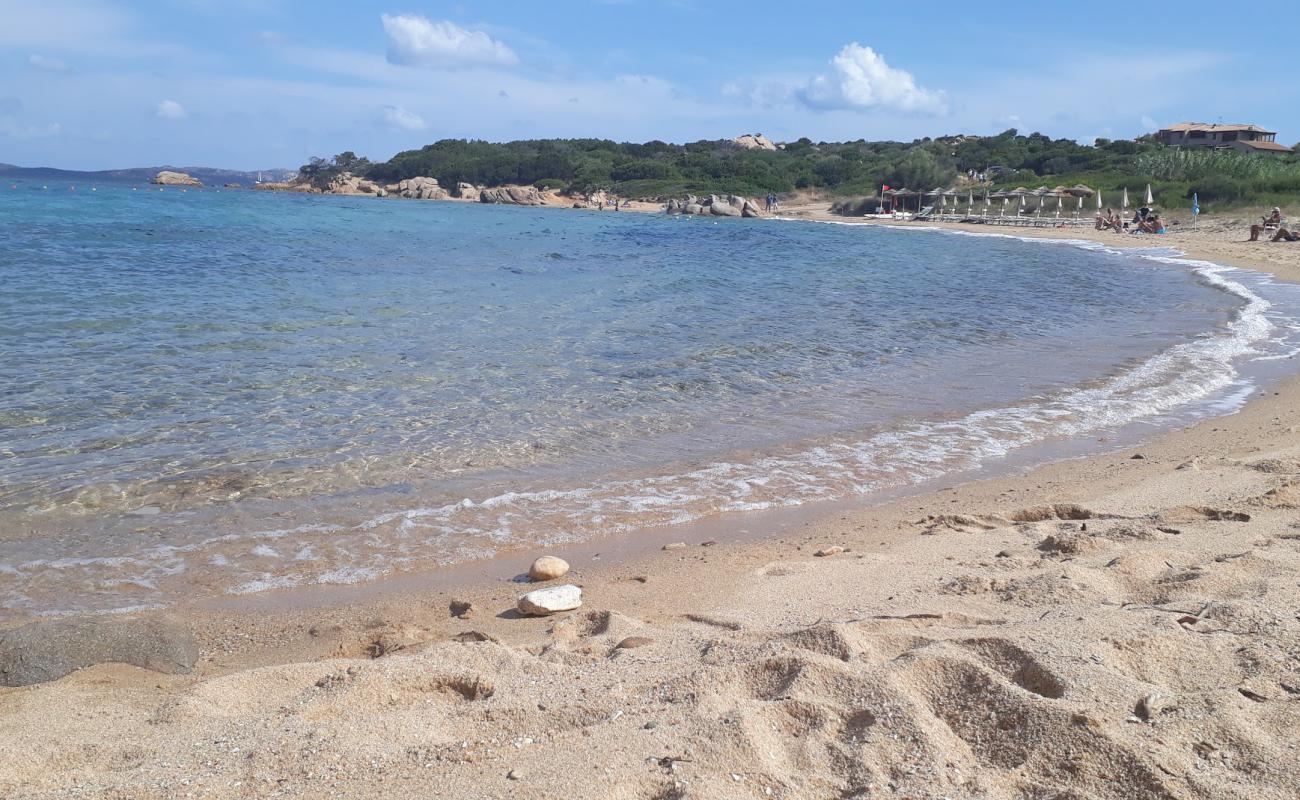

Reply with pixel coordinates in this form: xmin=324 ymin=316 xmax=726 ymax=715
xmin=516 ymin=584 xmax=583 ymax=616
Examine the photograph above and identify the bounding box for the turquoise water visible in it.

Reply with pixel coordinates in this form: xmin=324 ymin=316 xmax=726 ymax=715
xmin=1 ymin=185 xmax=1295 ymax=614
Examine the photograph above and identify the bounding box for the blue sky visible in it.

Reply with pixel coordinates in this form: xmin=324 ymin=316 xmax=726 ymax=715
xmin=1 ymin=0 xmax=1293 ymax=170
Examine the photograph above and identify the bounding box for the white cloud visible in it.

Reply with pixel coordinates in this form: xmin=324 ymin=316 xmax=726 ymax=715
xmin=799 ymin=43 xmax=946 ymax=114
xmin=156 ymin=99 xmax=187 ymax=119
xmin=29 ymin=54 xmax=71 ymax=73
xmin=381 ymin=14 xmax=518 ymax=68
xmin=0 ymin=119 xmax=62 ymax=139
xmin=382 ymin=104 xmax=426 ymax=131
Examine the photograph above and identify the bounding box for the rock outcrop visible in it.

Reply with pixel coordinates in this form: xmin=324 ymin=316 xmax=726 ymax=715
xmin=454 ymin=182 xmax=478 ymax=199
xmin=480 ymin=186 xmax=544 ymax=206
xmin=0 ymin=616 xmax=198 ymax=686
xmin=222 ymin=182 xmax=242 ymax=189
xmin=252 ymin=182 xmax=312 ymax=193
xmin=393 ymin=177 xmax=448 ymax=200
xmin=730 ymin=133 xmax=778 ymax=151
xmin=666 ymin=194 xmax=762 ymax=218
xmin=150 ymin=170 xmax=202 ymax=186
xmin=327 ymin=173 xmax=387 ymax=197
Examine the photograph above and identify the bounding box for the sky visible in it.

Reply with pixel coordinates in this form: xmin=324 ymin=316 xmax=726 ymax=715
xmin=1 ymin=0 xmax=1294 ymax=171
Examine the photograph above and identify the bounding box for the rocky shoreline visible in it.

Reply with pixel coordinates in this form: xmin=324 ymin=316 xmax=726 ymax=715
xmin=152 ymin=168 xmax=776 ymax=217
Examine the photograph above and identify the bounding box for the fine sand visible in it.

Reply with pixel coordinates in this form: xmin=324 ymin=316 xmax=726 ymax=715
xmin=3 ymin=207 xmax=1300 ymax=800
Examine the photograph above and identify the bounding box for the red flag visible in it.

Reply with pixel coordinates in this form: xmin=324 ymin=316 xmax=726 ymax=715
xmin=882 ymin=184 xmax=890 ymax=191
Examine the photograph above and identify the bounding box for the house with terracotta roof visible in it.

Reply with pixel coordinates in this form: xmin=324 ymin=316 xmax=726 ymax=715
xmin=1155 ymin=122 xmax=1293 ymax=155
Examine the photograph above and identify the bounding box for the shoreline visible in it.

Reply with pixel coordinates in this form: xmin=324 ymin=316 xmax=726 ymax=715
xmin=4 ymin=204 xmax=1300 ymax=798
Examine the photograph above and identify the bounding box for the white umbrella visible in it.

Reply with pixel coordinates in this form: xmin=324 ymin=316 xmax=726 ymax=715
xmin=1122 ymin=187 xmax=1130 ymax=211
xmin=1096 ymin=191 xmax=1103 ymax=210
xmin=1145 ymin=183 xmax=1154 ymax=205
xmin=1056 ymin=195 xmax=1063 ymax=217
xmin=967 ymin=190 xmax=974 ymax=215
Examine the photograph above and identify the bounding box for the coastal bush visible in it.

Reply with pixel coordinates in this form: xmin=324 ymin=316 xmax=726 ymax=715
xmin=306 ymin=130 xmax=1299 ymax=209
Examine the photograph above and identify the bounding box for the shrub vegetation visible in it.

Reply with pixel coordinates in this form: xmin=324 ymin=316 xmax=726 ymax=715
xmin=301 ymin=130 xmax=1300 ymax=211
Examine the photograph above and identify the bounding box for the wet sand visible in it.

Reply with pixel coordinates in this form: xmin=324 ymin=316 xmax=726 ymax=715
xmin=3 ymin=206 xmax=1299 ymax=799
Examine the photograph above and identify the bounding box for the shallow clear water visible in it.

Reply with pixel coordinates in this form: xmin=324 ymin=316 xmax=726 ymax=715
xmin=1 ymin=185 xmax=1297 ymax=614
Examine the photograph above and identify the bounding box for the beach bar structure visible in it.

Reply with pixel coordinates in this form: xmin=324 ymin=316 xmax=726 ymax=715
xmin=881 ymin=187 xmax=921 ymax=213
xmin=1155 ymin=122 xmax=1293 ymax=155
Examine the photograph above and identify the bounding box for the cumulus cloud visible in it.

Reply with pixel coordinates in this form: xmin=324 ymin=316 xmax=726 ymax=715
xmin=799 ymin=43 xmax=946 ymax=114
xmin=156 ymin=99 xmax=187 ymax=119
xmin=29 ymin=54 xmax=71 ymax=73
xmin=382 ymin=104 xmax=426 ymax=131
xmin=381 ymin=14 xmax=518 ymax=68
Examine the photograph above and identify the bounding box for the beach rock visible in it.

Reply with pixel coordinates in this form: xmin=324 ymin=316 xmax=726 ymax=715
xmin=223 ymin=182 xmax=242 ymax=189
xmin=449 ymin=599 xmax=474 ymax=618
xmin=480 ymin=186 xmax=543 ymax=206
xmin=528 ymin=556 xmax=570 ymax=581
xmin=150 ymin=170 xmax=202 ymax=186
xmin=814 ymin=546 xmax=845 ymax=557
xmin=684 ymin=203 xmax=703 ymax=215
xmin=0 ymin=616 xmax=198 ymax=686
xmin=397 ymin=176 xmax=448 ymax=200
xmin=327 ymin=174 xmax=387 ymax=197
xmin=741 ymin=200 xmax=762 ymax=218
xmin=516 ymin=584 xmax=583 ymax=616
xmin=455 ymin=182 xmax=478 ymax=199
xmin=708 ymin=195 xmax=742 ymax=217
xmin=662 ymin=542 xmax=688 ymax=550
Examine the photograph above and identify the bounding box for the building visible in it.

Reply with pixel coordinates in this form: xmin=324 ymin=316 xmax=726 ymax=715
xmin=1155 ymin=122 xmax=1293 ymax=155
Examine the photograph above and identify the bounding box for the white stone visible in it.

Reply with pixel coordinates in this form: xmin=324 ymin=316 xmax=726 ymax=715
xmin=517 ymin=584 xmax=582 ymax=616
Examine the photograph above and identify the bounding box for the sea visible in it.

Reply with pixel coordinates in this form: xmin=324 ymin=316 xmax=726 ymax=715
xmin=3 ymin=184 xmax=1299 ymax=616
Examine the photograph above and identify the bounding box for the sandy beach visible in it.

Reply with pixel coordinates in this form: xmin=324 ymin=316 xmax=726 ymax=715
xmin=4 ymin=209 xmax=1300 ymax=800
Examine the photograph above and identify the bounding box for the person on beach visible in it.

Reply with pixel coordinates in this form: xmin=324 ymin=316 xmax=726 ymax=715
xmin=1096 ymin=209 xmax=1122 ymax=232
xmin=1267 ymin=227 xmax=1300 ymax=242
xmin=1250 ymin=208 xmax=1286 ymax=241
xmin=1131 ymin=213 xmax=1166 ymax=235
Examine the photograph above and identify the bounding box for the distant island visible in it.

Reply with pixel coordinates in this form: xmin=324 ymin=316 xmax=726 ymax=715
xmin=0 ymin=163 xmax=296 ymax=187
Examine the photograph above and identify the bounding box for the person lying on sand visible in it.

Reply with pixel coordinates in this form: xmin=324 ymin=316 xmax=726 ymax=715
xmin=1268 ymin=227 xmax=1300 ymax=242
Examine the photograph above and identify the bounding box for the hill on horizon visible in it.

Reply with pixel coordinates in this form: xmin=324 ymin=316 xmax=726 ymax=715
xmin=0 ymin=163 xmax=297 ymax=186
